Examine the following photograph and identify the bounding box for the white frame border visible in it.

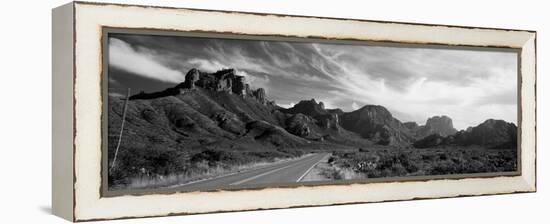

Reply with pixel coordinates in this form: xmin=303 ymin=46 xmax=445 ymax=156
xmin=71 ymin=2 xmax=536 ymax=221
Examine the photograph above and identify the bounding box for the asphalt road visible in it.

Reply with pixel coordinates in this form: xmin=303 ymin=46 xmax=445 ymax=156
xmin=174 ymin=153 xmax=330 ymax=190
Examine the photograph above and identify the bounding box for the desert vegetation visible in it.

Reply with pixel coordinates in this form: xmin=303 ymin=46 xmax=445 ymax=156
xmin=319 ymin=146 xmax=517 ymax=180
xmin=109 ymin=144 xmax=306 ymax=190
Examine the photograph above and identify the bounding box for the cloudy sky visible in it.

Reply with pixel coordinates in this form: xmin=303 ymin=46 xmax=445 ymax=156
xmin=108 ymin=33 xmax=518 ymax=130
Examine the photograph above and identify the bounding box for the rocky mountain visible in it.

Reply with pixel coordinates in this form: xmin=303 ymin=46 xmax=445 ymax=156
xmin=406 ymin=115 xmax=458 ymax=139
xmin=278 ymin=99 xmax=373 ymax=146
xmin=340 ymin=105 xmax=414 ymax=146
xmin=110 ymin=68 xmax=373 ymax=162
xmin=116 ymin=69 xmax=310 ymax=151
xmin=113 ymin=67 xmax=516 ymax=153
xmin=280 ymin=99 xmax=341 ymax=131
xmin=413 ymin=119 xmax=517 ymax=149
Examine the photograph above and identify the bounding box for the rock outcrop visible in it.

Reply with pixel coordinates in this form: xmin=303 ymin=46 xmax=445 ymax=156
xmin=183 ymin=68 xmax=200 ymax=89
xmin=232 ymin=76 xmax=246 ymax=96
xmin=252 ymin=88 xmax=267 ymax=104
xmin=130 ymin=68 xmax=268 ymax=105
xmin=194 ymin=68 xmax=236 ymax=93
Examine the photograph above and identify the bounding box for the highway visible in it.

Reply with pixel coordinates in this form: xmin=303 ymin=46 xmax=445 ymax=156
xmin=174 ymin=153 xmax=329 ymax=190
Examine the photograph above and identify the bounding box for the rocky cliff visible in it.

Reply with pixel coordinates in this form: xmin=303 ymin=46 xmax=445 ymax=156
xmin=340 ymin=105 xmax=414 ymax=146
xmin=411 ymin=115 xmax=458 ymax=139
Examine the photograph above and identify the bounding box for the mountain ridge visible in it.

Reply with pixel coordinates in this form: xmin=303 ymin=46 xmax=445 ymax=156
xmin=114 ymin=67 xmax=516 ymax=150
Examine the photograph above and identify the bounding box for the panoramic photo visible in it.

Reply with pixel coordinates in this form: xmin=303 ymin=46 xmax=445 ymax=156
xmin=106 ymin=32 xmax=518 ymax=191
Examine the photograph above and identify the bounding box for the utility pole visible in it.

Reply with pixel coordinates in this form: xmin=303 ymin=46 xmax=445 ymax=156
xmin=110 ymin=88 xmax=130 ymax=172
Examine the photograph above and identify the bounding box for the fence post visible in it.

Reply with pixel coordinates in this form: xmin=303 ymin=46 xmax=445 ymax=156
xmin=110 ymin=88 xmax=131 ymax=172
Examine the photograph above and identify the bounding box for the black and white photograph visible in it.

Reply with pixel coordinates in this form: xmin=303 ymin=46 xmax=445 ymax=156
xmin=106 ymin=31 xmax=519 ymax=192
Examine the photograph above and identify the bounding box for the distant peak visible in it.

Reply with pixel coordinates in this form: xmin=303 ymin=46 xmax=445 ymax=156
xmin=356 ymin=105 xmax=390 ymax=113
xmin=478 ymin=119 xmax=515 ymax=128
xmin=426 ymin=115 xmax=453 ymax=125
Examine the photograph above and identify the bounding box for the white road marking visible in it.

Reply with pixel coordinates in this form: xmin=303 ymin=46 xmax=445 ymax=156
xmin=172 ymin=154 xmax=315 ymax=188
xmin=229 ymin=154 xmax=318 ymax=185
xmin=296 ymin=153 xmax=329 ymax=182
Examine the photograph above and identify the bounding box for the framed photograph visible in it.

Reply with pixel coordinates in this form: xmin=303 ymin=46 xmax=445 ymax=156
xmin=52 ymin=1 xmax=536 ymax=222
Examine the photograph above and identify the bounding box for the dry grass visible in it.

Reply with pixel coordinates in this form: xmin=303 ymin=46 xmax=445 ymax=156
xmin=108 ymin=142 xmax=307 ymax=190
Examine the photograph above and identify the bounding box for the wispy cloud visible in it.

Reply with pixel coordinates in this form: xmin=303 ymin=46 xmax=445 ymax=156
xmin=109 ymin=38 xmax=185 ymax=83
xmin=109 ymin=34 xmax=517 ymax=130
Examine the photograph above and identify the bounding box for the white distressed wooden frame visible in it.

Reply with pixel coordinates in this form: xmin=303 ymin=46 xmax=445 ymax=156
xmin=52 ymin=1 xmax=536 ymax=222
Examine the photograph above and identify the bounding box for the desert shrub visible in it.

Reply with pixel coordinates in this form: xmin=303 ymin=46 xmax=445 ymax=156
xmin=321 ymin=168 xmax=344 ymax=180
xmin=326 ymin=147 xmax=517 ymax=179
xmin=330 ymin=150 xmax=420 ymax=178
xmin=429 ymin=160 xmax=460 ymax=175
xmin=425 ymin=148 xmax=517 ymax=175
